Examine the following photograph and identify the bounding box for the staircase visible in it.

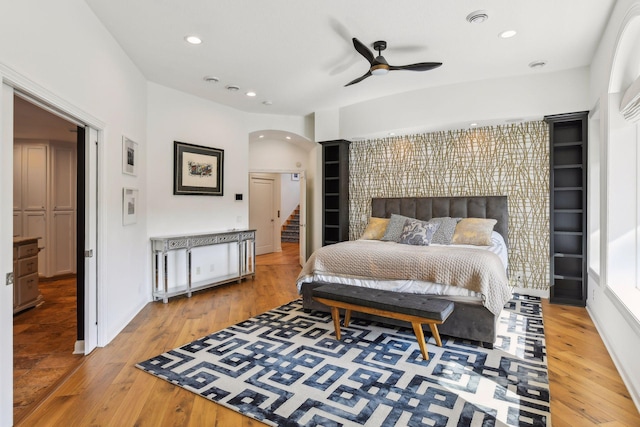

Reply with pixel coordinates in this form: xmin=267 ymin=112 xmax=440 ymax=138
xmin=281 ymin=206 xmax=300 ymax=243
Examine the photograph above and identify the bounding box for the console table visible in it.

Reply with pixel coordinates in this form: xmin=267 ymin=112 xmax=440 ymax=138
xmin=151 ymin=229 xmax=256 ymax=303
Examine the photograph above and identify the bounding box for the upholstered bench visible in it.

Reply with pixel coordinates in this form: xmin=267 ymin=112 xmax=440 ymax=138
xmin=312 ymin=284 xmax=454 ymax=360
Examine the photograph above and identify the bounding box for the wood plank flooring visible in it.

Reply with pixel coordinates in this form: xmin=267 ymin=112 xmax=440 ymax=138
xmin=16 ymin=242 xmax=640 ymax=426
xmin=13 ymin=276 xmax=82 ymax=423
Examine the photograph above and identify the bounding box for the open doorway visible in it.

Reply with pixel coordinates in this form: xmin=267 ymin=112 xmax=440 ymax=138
xmin=249 ymin=171 xmax=306 ymax=264
xmin=12 ymin=95 xmax=83 ymax=421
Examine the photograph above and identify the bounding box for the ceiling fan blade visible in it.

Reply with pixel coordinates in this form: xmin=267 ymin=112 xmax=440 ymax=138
xmin=344 ymin=70 xmax=372 ymax=87
xmin=389 ymin=62 xmax=443 ymax=72
xmin=352 ymin=38 xmax=375 ymax=65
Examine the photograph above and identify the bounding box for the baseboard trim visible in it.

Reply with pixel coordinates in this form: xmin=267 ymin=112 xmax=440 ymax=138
xmin=73 ymin=340 xmax=85 ymax=355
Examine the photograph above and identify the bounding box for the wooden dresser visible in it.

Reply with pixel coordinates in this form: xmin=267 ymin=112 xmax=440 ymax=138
xmin=13 ymin=237 xmax=43 ymax=314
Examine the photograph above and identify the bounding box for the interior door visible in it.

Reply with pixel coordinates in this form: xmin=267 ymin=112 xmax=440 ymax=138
xmin=82 ymin=126 xmax=98 ymax=354
xmin=298 ymin=171 xmax=307 ymax=266
xmin=249 ymin=175 xmax=275 ymax=255
xmin=1 ymin=82 xmax=15 ymax=427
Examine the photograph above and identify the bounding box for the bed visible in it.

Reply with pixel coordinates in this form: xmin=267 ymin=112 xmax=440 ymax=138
xmin=297 ymin=196 xmax=512 ymax=346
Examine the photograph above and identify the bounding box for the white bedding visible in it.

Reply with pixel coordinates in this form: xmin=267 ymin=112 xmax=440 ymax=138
xmin=297 ymin=231 xmax=512 ymax=313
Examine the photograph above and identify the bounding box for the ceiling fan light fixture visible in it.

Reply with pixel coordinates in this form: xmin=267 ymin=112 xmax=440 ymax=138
xmin=371 ymin=64 xmax=389 ymax=75
xmin=466 ymin=10 xmax=489 ymax=24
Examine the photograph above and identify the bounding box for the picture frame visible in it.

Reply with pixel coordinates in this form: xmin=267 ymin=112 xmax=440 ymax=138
xmin=173 ymin=141 xmax=224 ymax=196
xmin=122 ymin=187 xmax=138 ymax=225
xmin=122 ymin=136 xmax=138 ymax=176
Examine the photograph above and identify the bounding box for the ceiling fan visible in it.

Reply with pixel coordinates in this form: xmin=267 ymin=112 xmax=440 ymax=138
xmin=345 ymin=38 xmax=442 ymax=86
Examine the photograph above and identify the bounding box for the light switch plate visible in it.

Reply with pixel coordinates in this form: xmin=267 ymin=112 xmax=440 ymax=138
xmin=6 ymin=272 xmax=14 ymax=286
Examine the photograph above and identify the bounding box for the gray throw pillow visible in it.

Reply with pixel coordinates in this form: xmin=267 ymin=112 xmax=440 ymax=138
xmin=397 ymin=219 xmax=440 ymax=246
xmin=381 ymin=214 xmax=412 ymax=241
xmin=428 ymin=217 xmax=462 ymax=245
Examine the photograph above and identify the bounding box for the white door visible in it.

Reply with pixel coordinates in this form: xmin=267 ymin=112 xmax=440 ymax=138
xmin=298 ymin=171 xmax=307 ymax=266
xmin=1 ymin=82 xmax=15 ymax=427
xmin=250 ymin=175 xmax=275 ymax=255
xmin=84 ymin=127 xmax=98 ymax=354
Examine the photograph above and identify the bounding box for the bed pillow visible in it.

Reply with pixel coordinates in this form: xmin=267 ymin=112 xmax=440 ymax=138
xmin=359 ymin=217 xmax=390 ymax=240
xmin=452 ymin=218 xmax=498 ymax=246
xmin=428 ymin=217 xmax=461 ymax=245
xmin=397 ymin=219 xmax=440 ymax=246
xmin=381 ymin=214 xmax=412 ymax=241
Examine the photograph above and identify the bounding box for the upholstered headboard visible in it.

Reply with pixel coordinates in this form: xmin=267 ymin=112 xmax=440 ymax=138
xmin=371 ymin=196 xmax=508 ymax=246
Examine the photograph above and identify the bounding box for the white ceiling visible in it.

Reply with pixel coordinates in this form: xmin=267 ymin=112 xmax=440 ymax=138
xmin=85 ymin=0 xmax=615 ymax=117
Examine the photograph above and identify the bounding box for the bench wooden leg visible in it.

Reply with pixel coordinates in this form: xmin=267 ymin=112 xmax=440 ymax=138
xmin=411 ymin=322 xmax=429 ymax=360
xmin=343 ymin=309 xmax=352 ymax=327
xmin=330 ymin=306 xmax=342 ymax=340
xmin=428 ymin=323 xmax=443 ymax=347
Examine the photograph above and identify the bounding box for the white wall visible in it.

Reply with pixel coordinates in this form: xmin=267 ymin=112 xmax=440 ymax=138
xmin=586 ymin=0 xmax=640 ymax=408
xmin=248 ymin=138 xmax=310 ymax=173
xmin=280 ymin=176 xmax=301 ymax=226
xmin=340 ymin=68 xmax=590 ymax=139
xmin=0 ymin=0 xmax=148 ymax=424
xmin=146 ymin=82 xmax=248 ymax=235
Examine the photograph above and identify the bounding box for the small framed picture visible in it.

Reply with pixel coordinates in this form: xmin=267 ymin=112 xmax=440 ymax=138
xmin=123 ymin=187 xmax=138 ymax=225
xmin=291 ymin=173 xmax=300 ymax=181
xmin=122 ymin=136 xmax=138 ymax=176
xmin=173 ymin=141 xmax=224 ymax=196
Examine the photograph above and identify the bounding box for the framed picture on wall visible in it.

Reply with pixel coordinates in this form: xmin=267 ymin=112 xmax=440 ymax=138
xmin=122 ymin=136 xmax=138 ymax=176
xmin=173 ymin=141 xmax=224 ymax=196
xmin=122 ymin=187 xmax=138 ymax=225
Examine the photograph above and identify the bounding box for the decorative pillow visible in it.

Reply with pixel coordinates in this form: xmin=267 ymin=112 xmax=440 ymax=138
xmin=381 ymin=214 xmax=412 ymax=241
xmin=359 ymin=217 xmax=390 ymax=240
xmin=397 ymin=219 xmax=440 ymax=246
xmin=451 ymin=218 xmax=498 ymax=246
xmin=428 ymin=217 xmax=462 ymax=245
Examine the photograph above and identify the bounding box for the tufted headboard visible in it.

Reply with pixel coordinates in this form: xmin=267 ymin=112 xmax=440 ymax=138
xmin=371 ymin=196 xmax=508 ymax=247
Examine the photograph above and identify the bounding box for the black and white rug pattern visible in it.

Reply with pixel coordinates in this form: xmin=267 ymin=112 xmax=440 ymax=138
xmin=137 ymin=294 xmax=549 ymax=426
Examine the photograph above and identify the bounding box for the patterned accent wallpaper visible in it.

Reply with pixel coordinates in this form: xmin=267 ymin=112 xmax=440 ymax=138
xmin=349 ymin=121 xmax=550 ymax=291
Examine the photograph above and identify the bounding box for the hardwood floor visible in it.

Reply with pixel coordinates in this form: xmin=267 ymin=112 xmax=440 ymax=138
xmin=13 ymin=276 xmax=82 ymax=424
xmin=16 ymin=242 xmax=640 ymax=426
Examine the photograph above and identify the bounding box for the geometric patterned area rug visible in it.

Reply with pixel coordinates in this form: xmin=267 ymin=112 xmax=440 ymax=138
xmin=136 ymin=294 xmax=550 ymax=426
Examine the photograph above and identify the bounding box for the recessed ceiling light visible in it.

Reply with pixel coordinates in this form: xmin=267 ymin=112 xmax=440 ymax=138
xmin=262 ymin=100 xmax=273 ymax=106
xmin=529 ymin=60 xmax=547 ymax=69
xmin=470 ymin=123 xmax=478 ymax=127
xmin=285 ymin=136 xmax=291 ymax=140
xmin=184 ymin=35 xmax=202 ymax=45
xmin=388 ymin=132 xmax=396 ymax=136
xmin=245 ymin=91 xmax=256 ymax=97
xmin=499 ymin=30 xmax=517 ymax=39
xmin=258 ymin=135 xmax=264 ymax=138
xmin=203 ymin=76 xmax=219 ymax=83
xmin=226 ymin=85 xmax=240 ymax=91
xmin=466 ymin=10 xmax=489 ymax=24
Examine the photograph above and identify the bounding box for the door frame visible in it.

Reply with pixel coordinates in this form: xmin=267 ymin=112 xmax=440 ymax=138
xmin=248 ymin=169 xmax=308 ymax=259
xmin=0 ymin=67 xmax=105 ymax=356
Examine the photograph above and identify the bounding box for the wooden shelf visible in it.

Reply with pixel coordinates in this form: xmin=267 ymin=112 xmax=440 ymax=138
xmin=321 ymin=140 xmax=350 ymax=246
xmin=546 ymin=112 xmax=588 ymax=307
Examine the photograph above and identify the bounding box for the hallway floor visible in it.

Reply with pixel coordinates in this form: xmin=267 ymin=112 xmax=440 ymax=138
xmin=13 ymin=276 xmax=82 ymax=423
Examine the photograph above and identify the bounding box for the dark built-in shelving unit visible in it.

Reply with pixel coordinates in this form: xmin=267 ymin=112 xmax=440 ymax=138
xmin=320 ymin=139 xmax=350 ymax=246
xmin=545 ymin=112 xmax=588 ymax=306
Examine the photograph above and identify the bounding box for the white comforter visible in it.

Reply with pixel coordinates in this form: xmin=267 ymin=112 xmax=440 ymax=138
xmin=296 ymin=233 xmax=512 ymax=316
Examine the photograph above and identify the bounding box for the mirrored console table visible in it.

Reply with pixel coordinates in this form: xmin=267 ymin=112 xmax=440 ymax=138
xmin=151 ymin=229 xmax=255 ymax=303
